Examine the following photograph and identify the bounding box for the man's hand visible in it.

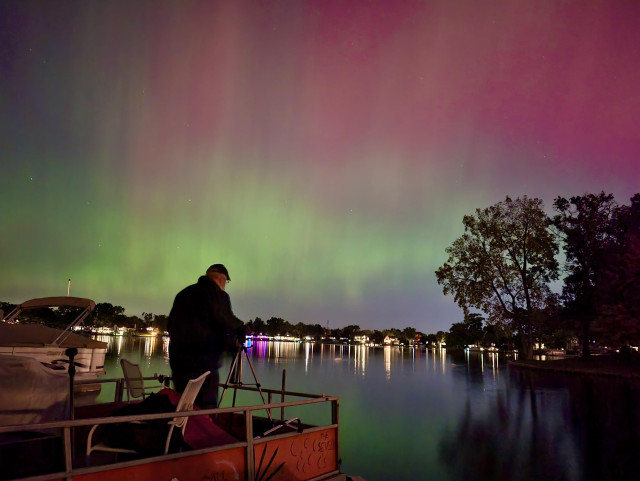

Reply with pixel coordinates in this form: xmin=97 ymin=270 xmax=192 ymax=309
xmin=235 ymin=326 xmax=248 ymax=345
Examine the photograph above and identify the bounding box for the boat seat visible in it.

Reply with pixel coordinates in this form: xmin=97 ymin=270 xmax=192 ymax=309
xmin=120 ymin=358 xmax=164 ymax=401
xmin=86 ymin=371 xmax=210 ymax=458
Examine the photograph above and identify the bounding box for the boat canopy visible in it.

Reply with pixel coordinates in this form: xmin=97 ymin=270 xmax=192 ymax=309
xmin=3 ymin=297 xmax=97 ymax=345
xmin=18 ymin=297 xmax=96 ymax=312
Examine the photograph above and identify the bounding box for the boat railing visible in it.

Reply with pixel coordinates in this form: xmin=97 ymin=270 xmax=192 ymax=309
xmin=74 ymin=373 xmax=172 ymax=402
xmin=0 ymin=375 xmax=341 ymax=481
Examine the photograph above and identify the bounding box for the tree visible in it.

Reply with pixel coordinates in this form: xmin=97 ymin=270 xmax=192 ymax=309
xmin=247 ymin=317 xmax=266 ymax=335
xmin=446 ymin=323 xmax=472 ymax=348
xmin=436 ymin=196 xmax=559 ymax=359
xmin=293 ymin=322 xmax=307 ymax=339
xmin=122 ymin=315 xmax=141 ymax=330
xmin=91 ymin=303 xmax=126 ymax=327
xmin=142 ymin=312 xmax=154 ymax=326
xmin=22 ymin=307 xmax=57 ymax=326
xmin=265 ymin=317 xmax=290 ymax=336
xmin=423 ymin=333 xmax=438 ymax=347
xmin=446 ymin=313 xmax=484 ymax=348
xmin=464 ymin=313 xmax=484 ymax=344
xmin=328 ymin=328 xmax=342 ymax=339
xmin=402 ymin=327 xmax=418 ymax=345
xmin=153 ymin=314 xmax=169 ymax=333
xmin=306 ymin=324 xmax=325 ymax=341
xmin=369 ymin=330 xmax=385 ymax=344
xmin=482 ymin=322 xmax=513 ymax=350
xmin=553 ymin=192 xmax=618 ymax=356
xmin=597 ymin=193 xmax=640 ymax=346
xmin=0 ymin=302 xmax=16 ymax=320
xmin=55 ymin=306 xmax=86 ymax=329
xmin=341 ymin=324 xmax=361 ymax=340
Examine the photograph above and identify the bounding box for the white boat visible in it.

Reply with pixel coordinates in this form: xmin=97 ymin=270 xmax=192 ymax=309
xmin=0 ymin=297 xmax=107 ymax=391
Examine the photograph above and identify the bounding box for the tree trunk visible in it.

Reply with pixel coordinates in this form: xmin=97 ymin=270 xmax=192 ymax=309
xmin=518 ymin=327 xmax=534 ymax=360
xmin=581 ymin=328 xmax=591 ymax=357
xmin=580 ymin=316 xmax=592 ymax=358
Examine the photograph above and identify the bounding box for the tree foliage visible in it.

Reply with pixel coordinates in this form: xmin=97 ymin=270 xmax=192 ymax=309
xmin=436 ymin=196 xmax=559 ymax=358
xmin=247 ymin=317 xmax=266 ymax=335
xmin=265 ymin=317 xmax=292 ymax=336
xmin=153 ymin=314 xmax=169 ymax=332
xmin=553 ymin=192 xmax=618 ymax=356
xmin=90 ymin=302 xmax=126 ymax=327
xmin=446 ymin=313 xmax=484 ymax=348
xmin=340 ymin=324 xmax=361 ymax=339
xmin=597 ymin=193 xmax=640 ymax=346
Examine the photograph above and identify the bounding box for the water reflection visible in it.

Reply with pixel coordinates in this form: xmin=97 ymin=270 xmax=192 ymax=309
xmin=252 ymin=339 xmax=269 ymax=358
xmin=488 ymin=352 xmax=500 ymax=380
xmin=439 ymin=362 xmax=640 ymax=481
xmin=353 ymin=344 xmax=366 ymax=376
xmin=264 ymin=339 xmax=301 ymax=362
xmin=384 ymin=345 xmax=391 ymax=380
xmin=142 ymin=335 xmax=155 ymax=357
xmin=95 ymin=334 xmax=170 ymax=373
xmin=304 ymin=341 xmax=312 ymax=373
xmin=92 ymin=338 xmax=639 ymax=481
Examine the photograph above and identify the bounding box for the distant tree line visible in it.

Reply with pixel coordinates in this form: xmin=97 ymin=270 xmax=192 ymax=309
xmin=244 ymin=318 xmax=425 ymax=346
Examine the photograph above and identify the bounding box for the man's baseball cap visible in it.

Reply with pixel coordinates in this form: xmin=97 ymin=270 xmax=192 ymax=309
xmin=207 ymin=264 xmax=230 ymax=281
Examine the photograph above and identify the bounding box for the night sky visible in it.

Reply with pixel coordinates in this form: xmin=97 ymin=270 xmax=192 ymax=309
xmin=2 ymin=1 xmax=639 ymax=333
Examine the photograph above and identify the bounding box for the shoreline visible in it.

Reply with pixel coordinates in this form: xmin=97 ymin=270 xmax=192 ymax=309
xmin=508 ymin=355 xmax=640 ymax=380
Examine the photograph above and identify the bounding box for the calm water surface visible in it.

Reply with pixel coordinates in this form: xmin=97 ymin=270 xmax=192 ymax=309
xmin=93 ymin=336 xmax=640 ymax=481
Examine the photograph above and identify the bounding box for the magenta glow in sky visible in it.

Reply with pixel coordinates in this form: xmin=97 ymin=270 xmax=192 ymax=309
xmin=1 ymin=1 xmax=639 ymax=333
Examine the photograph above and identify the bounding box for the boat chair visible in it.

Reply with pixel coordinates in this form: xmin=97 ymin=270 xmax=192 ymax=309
xmin=120 ymin=358 xmax=163 ymax=401
xmin=86 ymin=371 xmax=210 ymax=458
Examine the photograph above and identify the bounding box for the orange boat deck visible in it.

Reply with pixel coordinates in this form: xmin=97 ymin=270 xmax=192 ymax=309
xmin=0 ymin=381 xmax=344 ymax=481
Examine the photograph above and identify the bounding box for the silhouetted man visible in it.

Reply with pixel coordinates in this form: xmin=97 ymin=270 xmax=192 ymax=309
xmin=168 ymin=264 xmax=244 ymax=409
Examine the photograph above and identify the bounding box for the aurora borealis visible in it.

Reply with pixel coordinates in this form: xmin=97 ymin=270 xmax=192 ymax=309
xmin=1 ymin=1 xmax=639 ymax=333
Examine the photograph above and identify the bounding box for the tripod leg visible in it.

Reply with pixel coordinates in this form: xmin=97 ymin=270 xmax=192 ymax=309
xmin=243 ymin=349 xmax=273 ymax=422
xmin=219 ymin=348 xmax=242 ymax=407
xmin=219 ymin=345 xmax=273 ymax=422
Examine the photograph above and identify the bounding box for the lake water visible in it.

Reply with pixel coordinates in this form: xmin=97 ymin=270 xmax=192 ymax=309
xmin=93 ymin=335 xmax=640 ymax=481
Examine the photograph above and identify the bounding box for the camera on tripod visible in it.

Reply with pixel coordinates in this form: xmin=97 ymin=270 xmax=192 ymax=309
xmin=219 ymin=337 xmax=273 ymax=422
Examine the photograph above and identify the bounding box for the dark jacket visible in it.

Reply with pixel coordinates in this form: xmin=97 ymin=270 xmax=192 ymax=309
xmin=168 ymin=276 xmax=243 ymax=373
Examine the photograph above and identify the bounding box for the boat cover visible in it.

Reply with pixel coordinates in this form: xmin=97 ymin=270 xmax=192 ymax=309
xmin=18 ymin=296 xmax=95 ymax=311
xmin=0 ymin=355 xmax=69 ymax=426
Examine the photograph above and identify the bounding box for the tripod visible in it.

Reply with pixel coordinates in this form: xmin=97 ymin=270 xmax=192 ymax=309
xmin=219 ymin=343 xmax=273 ymax=422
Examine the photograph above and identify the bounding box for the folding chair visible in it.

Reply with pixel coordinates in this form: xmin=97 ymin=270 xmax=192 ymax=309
xmin=86 ymin=371 xmax=210 ymax=457
xmin=120 ymin=358 xmax=163 ymax=401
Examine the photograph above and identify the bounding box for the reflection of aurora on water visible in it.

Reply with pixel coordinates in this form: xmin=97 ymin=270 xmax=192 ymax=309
xmin=91 ymin=337 xmax=640 ymax=481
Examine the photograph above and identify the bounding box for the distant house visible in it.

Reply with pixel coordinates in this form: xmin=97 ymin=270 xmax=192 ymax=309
xmin=384 ymin=336 xmax=399 ymax=346
xmin=115 ymin=326 xmax=136 ymax=335
xmin=354 ymin=335 xmax=369 ymax=344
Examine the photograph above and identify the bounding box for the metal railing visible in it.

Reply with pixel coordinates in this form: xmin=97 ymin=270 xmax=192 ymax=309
xmin=0 ymin=376 xmax=341 ymax=481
